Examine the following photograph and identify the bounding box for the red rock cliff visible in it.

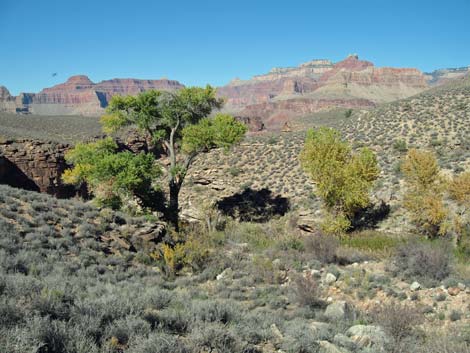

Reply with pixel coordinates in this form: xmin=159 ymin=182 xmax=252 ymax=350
xmin=0 ymin=76 xmax=185 ymax=116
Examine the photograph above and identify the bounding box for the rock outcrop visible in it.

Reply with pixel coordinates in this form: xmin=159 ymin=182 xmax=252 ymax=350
xmin=217 ymin=55 xmax=430 ymax=130
xmin=0 ymin=76 xmax=184 ymax=116
xmin=0 ymin=139 xmax=75 ymax=197
xmin=0 ymin=86 xmax=18 ymax=112
xmin=0 ymin=136 xmax=154 ymax=198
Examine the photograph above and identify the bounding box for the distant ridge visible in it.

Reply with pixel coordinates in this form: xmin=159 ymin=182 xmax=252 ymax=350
xmin=0 ymin=76 xmax=184 ymax=116
xmin=217 ymin=55 xmax=429 ymax=130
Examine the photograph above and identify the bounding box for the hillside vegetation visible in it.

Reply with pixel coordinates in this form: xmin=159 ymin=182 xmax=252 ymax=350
xmin=181 ymin=77 xmax=470 ymax=233
xmin=1 ymin=184 xmax=470 ymax=353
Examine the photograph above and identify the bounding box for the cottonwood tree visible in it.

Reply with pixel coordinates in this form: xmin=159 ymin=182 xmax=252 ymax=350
xmin=448 ymin=170 xmax=470 ymax=247
xmin=401 ymin=149 xmax=448 ymax=238
xmin=100 ymin=86 xmax=247 ymax=230
xmin=300 ymin=127 xmax=380 ymax=234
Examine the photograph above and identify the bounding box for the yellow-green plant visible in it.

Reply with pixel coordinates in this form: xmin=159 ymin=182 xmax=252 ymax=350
xmin=449 ymin=170 xmax=470 ymax=255
xmin=449 ymin=171 xmax=470 ymax=206
xmin=300 ymin=127 xmax=380 ymax=234
xmin=401 ymin=149 xmax=448 ymax=237
xmin=162 ymin=243 xmax=186 ymax=275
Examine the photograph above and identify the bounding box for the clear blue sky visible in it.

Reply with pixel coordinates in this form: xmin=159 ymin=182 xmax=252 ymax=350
xmin=1 ymin=0 xmax=469 ymax=95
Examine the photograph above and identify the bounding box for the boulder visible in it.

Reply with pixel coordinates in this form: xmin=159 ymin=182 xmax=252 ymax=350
xmin=410 ymin=281 xmax=421 ymax=291
xmin=309 ymin=321 xmax=333 ymax=340
xmin=324 ymin=301 xmax=353 ymax=322
xmin=324 ymin=273 xmax=337 ymax=285
xmin=346 ymin=325 xmax=390 ymax=349
xmin=216 ymin=268 xmax=233 ymax=281
xmin=333 ymin=333 xmax=358 ymax=351
xmin=318 ymin=340 xmax=351 ymax=353
xmin=448 ymin=287 xmax=461 ymax=296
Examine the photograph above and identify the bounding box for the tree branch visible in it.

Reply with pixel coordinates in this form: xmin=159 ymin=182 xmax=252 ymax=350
xmin=169 ymin=119 xmax=180 ymax=170
xmin=183 ymin=151 xmax=197 ymax=171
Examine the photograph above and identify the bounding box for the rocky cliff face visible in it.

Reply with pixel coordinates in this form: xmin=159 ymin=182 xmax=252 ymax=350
xmin=0 ymin=139 xmax=75 ymax=197
xmin=0 ymin=86 xmax=18 ymax=112
xmin=425 ymin=66 xmax=470 ymax=86
xmin=0 ymin=76 xmax=185 ymax=116
xmin=218 ymin=55 xmax=430 ymax=130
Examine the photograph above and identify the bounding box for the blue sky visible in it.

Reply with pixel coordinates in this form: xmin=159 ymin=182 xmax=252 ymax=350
xmin=1 ymin=0 xmax=469 ymax=95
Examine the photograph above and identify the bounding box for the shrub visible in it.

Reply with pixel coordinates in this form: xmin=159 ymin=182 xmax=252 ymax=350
xmin=449 ymin=310 xmax=462 ymax=322
xmin=161 ymin=243 xmax=186 ymax=275
xmin=191 ymin=299 xmax=239 ymax=324
xmin=0 ymin=300 xmax=23 ymax=328
xmin=412 ymin=331 xmax=470 ymax=353
xmin=281 ymin=319 xmax=321 ymax=353
xmin=104 ymin=316 xmax=151 ymax=346
xmin=393 ymin=139 xmax=408 ymax=153
xmin=127 ymin=332 xmax=189 ymax=353
xmin=391 ymin=240 xmax=452 ymax=283
xmin=146 ymin=307 xmax=191 ymax=333
xmin=190 ymin=322 xmax=242 ymax=353
xmin=234 ymin=310 xmax=274 ymax=344
xmin=292 ymin=273 xmax=324 ymax=308
xmin=370 ymin=301 xmax=423 ymax=342
xmin=303 ymin=234 xmax=339 ymax=264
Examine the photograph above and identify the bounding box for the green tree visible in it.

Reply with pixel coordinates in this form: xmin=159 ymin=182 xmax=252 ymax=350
xmin=299 ymin=127 xmax=380 ymax=234
xmin=100 ymin=86 xmax=247 ymax=230
xmin=63 ymin=137 xmax=161 ymax=209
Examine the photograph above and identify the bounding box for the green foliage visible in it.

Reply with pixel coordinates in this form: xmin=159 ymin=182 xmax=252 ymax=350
xmin=341 ymin=231 xmax=405 ymax=256
xmin=182 ymin=114 xmax=247 ymax=153
xmin=393 ymin=139 xmax=408 ymax=153
xmin=300 ymin=127 xmax=380 ymax=234
xmin=63 ymin=137 xmax=161 ymax=209
xmin=102 ymin=86 xmax=223 ymax=141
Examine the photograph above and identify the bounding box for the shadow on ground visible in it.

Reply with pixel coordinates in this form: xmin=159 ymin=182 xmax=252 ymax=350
xmin=350 ymin=201 xmax=391 ymax=231
xmin=217 ymin=188 xmax=290 ymax=223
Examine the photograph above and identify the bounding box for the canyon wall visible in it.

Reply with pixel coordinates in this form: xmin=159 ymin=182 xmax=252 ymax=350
xmin=217 ymin=55 xmax=430 ymax=129
xmin=0 ymin=140 xmax=75 ymax=197
xmin=0 ymin=76 xmax=185 ymax=116
xmin=0 ymin=55 xmax=444 ymax=131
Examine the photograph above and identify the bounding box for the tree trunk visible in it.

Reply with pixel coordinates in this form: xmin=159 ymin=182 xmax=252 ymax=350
xmin=168 ymin=179 xmax=181 ymax=232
